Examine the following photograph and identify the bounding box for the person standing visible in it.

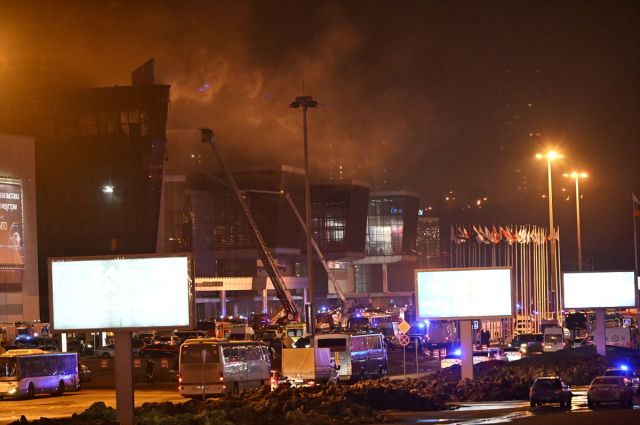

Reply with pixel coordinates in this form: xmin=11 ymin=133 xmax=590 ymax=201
xmin=78 ymin=340 xmax=85 ymax=359
xmin=146 ymin=358 xmax=155 ymax=384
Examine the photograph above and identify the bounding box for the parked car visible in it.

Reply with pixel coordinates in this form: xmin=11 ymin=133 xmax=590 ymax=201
xmin=502 ymin=347 xmax=522 ymax=361
xmin=155 ymin=336 xmax=181 ymax=346
xmin=137 ymin=343 xmax=179 ymax=359
xmin=587 ymin=376 xmax=634 ymax=407
xmin=271 ymin=370 xmax=287 ymax=391
xmin=441 ymin=351 xmax=462 ymax=369
xmin=572 ymin=337 xmax=586 ymax=348
xmin=38 ymin=345 xmax=59 ymax=352
xmin=79 ymin=363 xmax=92 ymax=382
xmin=602 ymin=367 xmax=640 ymax=393
xmin=529 ymin=377 xmax=573 ymax=408
xmin=473 ymin=351 xmax=508 ymax=364
xmin=96 ymin=344 xmax=116 ymax=358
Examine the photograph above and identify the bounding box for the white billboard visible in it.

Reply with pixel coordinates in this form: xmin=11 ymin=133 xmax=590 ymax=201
xmin=415 ymin=267 xmax=513 ymax=320
xmin=49 ymin=254 xmax=194 ymax=332
xmin=563 ymin=271 xmax=637 ymax=309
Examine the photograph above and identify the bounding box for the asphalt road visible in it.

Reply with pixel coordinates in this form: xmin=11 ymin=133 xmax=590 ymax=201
xmin=0 ymin=384 xmax=183 ymax=424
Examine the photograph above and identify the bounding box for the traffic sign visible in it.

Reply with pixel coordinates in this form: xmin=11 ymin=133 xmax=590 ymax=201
xmin=399 ymin=334 xmax=410 ymax=346
xmin=472 ymin=320 xmax=478 ymax=330
xmin=41 ymin=329 xmax=49 ymax=337
xmin=398 ymin=320 xmax=411 ymax=335
xmin=623 ymin=319 xmax=631 ymax=327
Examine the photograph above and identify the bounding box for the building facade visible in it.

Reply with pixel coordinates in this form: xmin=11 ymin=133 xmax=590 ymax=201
xmin=0 ymin=134 xmax=40 ymax=322
xmin=0 ymin=60 xmax=170 ymax=320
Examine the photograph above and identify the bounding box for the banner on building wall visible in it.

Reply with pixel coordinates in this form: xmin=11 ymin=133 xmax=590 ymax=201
xmin=0 ymin=182 xmax=24 ymax=267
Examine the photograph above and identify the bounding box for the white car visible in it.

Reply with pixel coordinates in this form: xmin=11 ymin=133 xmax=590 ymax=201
xmin=441 ymin=353 xmax=462 ymax=369
xmin=502 ymin=347 xmax=522 ymax=361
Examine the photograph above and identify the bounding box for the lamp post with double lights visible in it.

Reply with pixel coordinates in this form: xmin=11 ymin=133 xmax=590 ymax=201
xmin=289 ymin=96 xmax=322 ymax=339
xmin=536 ymin=151 xmax=563 ymax=318
xmin=563 ymin=172 xmax=587 ymax=271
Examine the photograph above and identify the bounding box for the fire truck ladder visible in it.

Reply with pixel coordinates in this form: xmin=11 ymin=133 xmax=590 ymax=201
xmin=200 ymin=128 xmax=300 ymax=322
xmin=284 ymin=193 xmax=348 ymax=311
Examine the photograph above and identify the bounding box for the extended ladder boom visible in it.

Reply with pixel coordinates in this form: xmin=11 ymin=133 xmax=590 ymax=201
xmin=284 ymin=193 xmax=348 ymax=310
xmin=200 ymin=128 xmax=300 ymax=322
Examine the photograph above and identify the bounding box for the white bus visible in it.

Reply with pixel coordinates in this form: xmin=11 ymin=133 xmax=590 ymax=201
xmin=543 ymin=326 xmax=571 ymax=352
xmin=314 ymin=332 xmax=387 ymax=383
xmin=178 ymin=339 xmax=271 ymax=398
xmin=0 ymin=349 xmax=79 ymax=399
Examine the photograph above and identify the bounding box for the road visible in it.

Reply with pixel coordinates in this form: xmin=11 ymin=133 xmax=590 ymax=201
xmin=0 ymin=384 xmax=183 ymax=424
xmin=1 ymin=381 xmax=637 ymax=424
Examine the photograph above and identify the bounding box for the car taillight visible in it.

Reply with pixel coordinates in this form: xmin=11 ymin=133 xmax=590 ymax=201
xmin=555 ymin=389 xmax=562 ymax=394
xmin=178 ymin=375 xmax=182 ymax=383
xmin=271 ymin=377 xmax=276 ymax=383
xmin=347 ymin=364 xmax=351 ymax=375
xmin=530 ymin=390 xmax=535 ymax=394
xmin=219 ymin=371 xmax=224 ymax=382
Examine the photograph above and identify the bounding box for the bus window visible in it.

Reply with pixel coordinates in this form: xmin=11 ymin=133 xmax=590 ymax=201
xmin=317 ymin=338 xmax=347 ymax=352
xmin=181 ymin=345 xmax=220 ymax=364
xmin=372 ymin=336 xmax=382 ymax=350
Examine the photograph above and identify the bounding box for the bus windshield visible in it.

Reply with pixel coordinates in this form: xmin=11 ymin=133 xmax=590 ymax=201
xmin=181 ymin=345 xmax=220 ymax=364
xmin=0 ymin=359 xmax=17 ymax=380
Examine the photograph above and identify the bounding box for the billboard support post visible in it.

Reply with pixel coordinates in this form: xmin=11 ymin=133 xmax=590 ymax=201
xmin=595 ymin=308 xmax=606 ymax=356
xmin=114 ymin=331 xmax=134 ymax=425
xmin=460 ymin=320 xmax=473 ymax=381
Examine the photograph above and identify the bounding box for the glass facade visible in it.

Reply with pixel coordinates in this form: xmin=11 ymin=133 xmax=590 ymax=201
xmin=354 ymin=264 xmax=371 ymax=293
xmin=212 ymin=169 xmax=305 ymax=251
xmin=416 ymin=217 xmax=440 ymax=257
xmin=306 ymin=182 xmax=369 ymax=255
xmin=365 ymin=193 xmax=419 ymax=256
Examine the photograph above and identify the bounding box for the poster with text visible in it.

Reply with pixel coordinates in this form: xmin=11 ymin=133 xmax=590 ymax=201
xmin=50 ymin=255 xmax=193 ymax=331
xmin=0 ymin=183 xmax=24 ymax=267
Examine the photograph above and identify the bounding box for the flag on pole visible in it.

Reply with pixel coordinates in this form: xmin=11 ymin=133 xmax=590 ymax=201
xmin=492 ymin=226 xmax=500 ymax=244
xmin=484 ymin=226 xmax=493 ymax=244
xmin=463 ymin=226 xmax=469 ymax=239
xmin=473 ymin=225 xmax=486 ymax=244
xmin=451 ymin=224 xmax=456 ymax=243
xmin=633 ymin=193 xmax=640 ymax=217
xmin=501 ymin=226 xmax=511 ymax=241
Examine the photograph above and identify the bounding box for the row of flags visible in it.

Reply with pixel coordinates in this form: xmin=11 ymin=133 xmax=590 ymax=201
xmin=450 ymin=223 xmax=559 ymax=245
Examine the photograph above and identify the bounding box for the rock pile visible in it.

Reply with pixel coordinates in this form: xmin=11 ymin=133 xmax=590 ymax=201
xmin=12 ymin=350 xmax=640 ymax=425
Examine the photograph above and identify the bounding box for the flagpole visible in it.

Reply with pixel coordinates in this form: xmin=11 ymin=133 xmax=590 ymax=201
xmin=633 ymin=195 xmax=639 ymax=331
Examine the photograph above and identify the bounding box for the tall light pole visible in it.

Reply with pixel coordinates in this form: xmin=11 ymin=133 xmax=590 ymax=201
xmin=536 ymin=151 xmax=563 ymax=318
xmin=289 ymin=96 xmax=322 ymax=338
xmin=564 ymin=172 xmax=587 ymax=271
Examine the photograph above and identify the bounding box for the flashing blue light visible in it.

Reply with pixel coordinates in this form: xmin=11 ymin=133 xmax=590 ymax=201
xmin=621 ymin=365 xmax=628 ymax=371
xmin=418 ymin=323 xmax=424 ymax=328
xmin=424 ymin=320 xmax=430 ymax=325
xmin=322 ymin=306 xmax=327 ymax=311
xmin=516 ymin=303 xmax=521 ymax=308
xmin=454 ymin=349 xmax=461 ymax=356
xmin=356 ymin=313 xmax=361 ymax=318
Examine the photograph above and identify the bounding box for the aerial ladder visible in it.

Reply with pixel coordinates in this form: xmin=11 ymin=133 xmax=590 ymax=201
xmin=283 ymin=193 xmax=349 ymax=321
xmin=200 ymin=128 xmax=300 ymax=323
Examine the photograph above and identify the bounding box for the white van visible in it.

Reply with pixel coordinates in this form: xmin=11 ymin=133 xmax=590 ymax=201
xmin=543 ymin=326 xmax=571 ymax=352
xmin=228 ymin=326 xmax=255 ymax=341
xmin=178 ymin=339 xmax=270 ymax=397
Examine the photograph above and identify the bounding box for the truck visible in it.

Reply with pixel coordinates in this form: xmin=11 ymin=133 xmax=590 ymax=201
xmin=281 ymin=347 xmax=338 ymax=386
xmin=427 ymin=321 xmax=458 ymax=349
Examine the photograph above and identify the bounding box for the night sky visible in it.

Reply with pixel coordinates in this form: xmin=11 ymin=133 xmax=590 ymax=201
xmin=1 ymin=0 xmax=638 ymax=270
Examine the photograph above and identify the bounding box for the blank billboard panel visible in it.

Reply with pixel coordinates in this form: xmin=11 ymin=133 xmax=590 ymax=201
xmin=49 ymin=254 xmax=194 ymax=332
xmin=563 ymin=271 xmax=636 ymax=309
xmin=415 ymin=268 xmax=513 ymax=320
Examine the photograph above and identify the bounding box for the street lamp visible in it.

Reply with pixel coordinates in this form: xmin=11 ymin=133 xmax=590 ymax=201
xmin=289 ymin=96 xmax=322 ymax=338
xmin=563 ymin=172 xmax=587 ymax=270
xmin=536 ymin=151 xmax=563 ymax=318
